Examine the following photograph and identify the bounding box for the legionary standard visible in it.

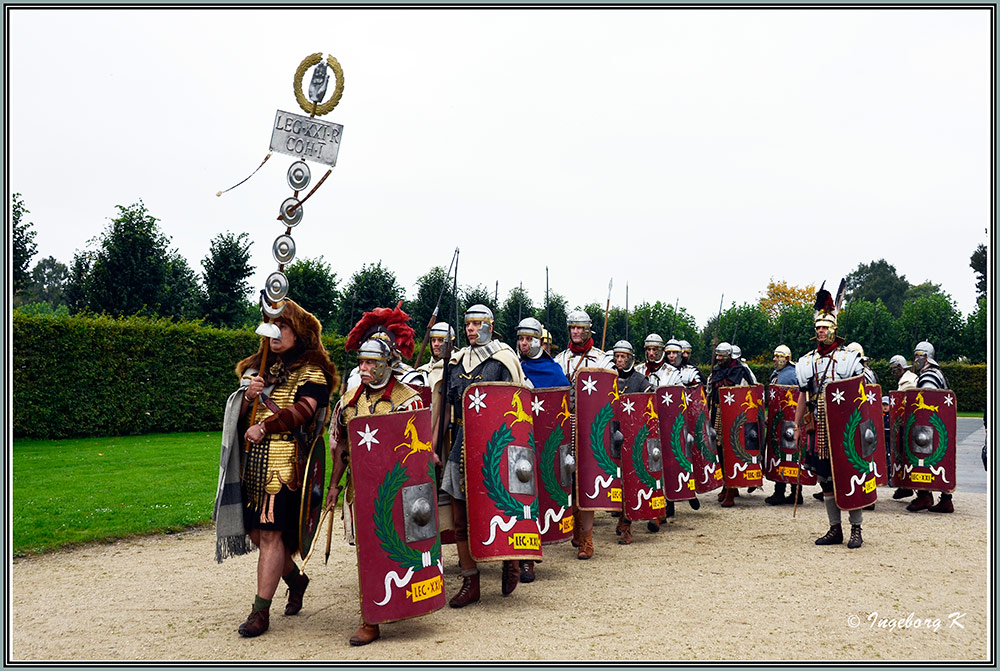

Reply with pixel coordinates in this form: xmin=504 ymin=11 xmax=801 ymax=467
xmin=220 ymin=52 xmax=348 ymax=562
xmin=655 ymin=386 xmax=698 ymax=503
xmin=575 ymin=368 xmax=623 ymax=511
xmin=889 ymin=389 xmax=957 ymax=493
xmin=462 ymin=383 xmax=543 ymax=562
xmin=686 ymin=386 xmax=723 ymax=494
xmin=618 ymin=391 xmax=668 ymax=521
xmin=531 ymin=386 xmax=576 ymax=544
xmin=348 ymin=409 xmax=445 ymax=624
xmin=718 ymin=384 xmax=766 ymax=488
xmin=823 ymin=376 xmax=885 ymax=510
xmin=764 ymin=384 xmax=817 ymax=487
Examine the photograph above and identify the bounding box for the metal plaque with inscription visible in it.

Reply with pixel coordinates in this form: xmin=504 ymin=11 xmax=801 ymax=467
xmin=270 ymin=110 xmax=343 ymax=166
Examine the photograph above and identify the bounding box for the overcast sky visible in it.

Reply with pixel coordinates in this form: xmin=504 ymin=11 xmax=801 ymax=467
xmin=7 ymin=7 xmax=991 ymax=329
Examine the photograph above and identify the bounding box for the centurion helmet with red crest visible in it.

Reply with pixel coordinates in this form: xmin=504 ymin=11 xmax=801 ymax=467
xmin=345 ymin=301 xmax=416 ymax=388
xmin=813 ymin=279 xmax=846 ymax=331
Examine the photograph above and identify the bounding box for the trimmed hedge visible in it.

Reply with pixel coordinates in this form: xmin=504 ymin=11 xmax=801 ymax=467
xmin=14 ymin=312 xmax=985 ymax=439
xmin=13 ymin=312 xmax=347 ymax=439
xmin=696 ymin=360 xmax=985 ymax=413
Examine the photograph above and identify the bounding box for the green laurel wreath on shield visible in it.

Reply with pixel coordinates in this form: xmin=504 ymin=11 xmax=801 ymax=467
xmin=373 ymin=462 xmax=441 ymax=570
xmin=481 ymin=424 xmax=539 ymax=520
xmin=541 ymin=424 xmax=571 ymax=507
xmin=900 ymin=412 xmax=948 ymax=468
xmin=669 ymin=414 xmax=692 ymax=473
xmin=694 ymin=413 xmax=718 ymax=463
xmin=590 ymin=403 xmax=618 ymax=478
xmin=632 ymin=425 xmax=657 ymax=489
xmin=841 ymin=409 xmax=869 ymax=475
xmin=729 ymin=411 xmax=752 ymax=463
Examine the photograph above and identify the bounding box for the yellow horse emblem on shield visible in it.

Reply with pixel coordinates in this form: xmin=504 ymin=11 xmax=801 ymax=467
xmin=504 ymin=389 xmax=533 ymax=426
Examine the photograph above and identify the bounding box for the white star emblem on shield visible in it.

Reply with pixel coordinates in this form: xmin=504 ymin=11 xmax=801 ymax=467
xmin=622 ymin=399 xmax=635 ymax=415
xmin=944 ymin=394 xmax=954 ymax=406
xmin=831 ymin=389 xmax=845 ymax=405
xmin=532 ymin=396 xmax=545 ymax=415
xmin=866 ymin=391 xmax=877 ymax=405
xmin=723 ymin=391 xmax=735 ymax=406
xmin=468 ymin=389 xmax=488 ymax=414
xmin=357 ymin=423 xmax=379 ymax=452
xmin=582 ymin=377 xmax=598 ymax=395
xmin=662 ymin=391 xmax=673 ymax=406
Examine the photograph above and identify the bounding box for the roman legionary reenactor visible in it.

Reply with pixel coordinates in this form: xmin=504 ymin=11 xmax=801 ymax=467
xmin=553 ymin=310 xmax=608 ymax=381
xmin=436 ymin=304 xmax=528 ymax=607
xmin=609 ymin=340 xmax=653 ymax=545
xmin=514 ymin=316 xmax=569 ymax=582
xmin=765 ymin=345 xmax=805 ymax=506
xmin=343 ymin=301 xmax=417 ymax=390
xmin=327 ymin=305 xmax=427 ymax=646
xmin=708 ymin=341 xmax=756 ymax=507
xmin=636 ymin=333 xmax=668 ymax=380
xmin=677 ymin=339 xmax=704 ymax=387
xmin=216 ymin=299 xmax=338 ymax=639
xmin=402 ymin=321 xmax=456 ymax=402
xmin=905 ymin=340 xmax=955 ymax=514
xmin=792 ymin=282 xmax=873 ymax=549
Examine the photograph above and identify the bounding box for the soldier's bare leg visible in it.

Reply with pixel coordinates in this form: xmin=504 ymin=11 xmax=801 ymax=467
xmin=256 ymin=530 xmax=286 ymax=600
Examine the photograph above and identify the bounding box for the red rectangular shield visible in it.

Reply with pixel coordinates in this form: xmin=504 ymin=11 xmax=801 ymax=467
xmin=824 ymin=376 xmax=880 ymax=510
xmin=462 ymin=383 xmax=543 ymax=562
xmin=575 ymin=368 xmax=623 ymax=511
xmin=654 ymin=386 xmax=697 ymax=502
xmin=617 ymin=392 xmax=667 ymax=521
xmin=531 ymin=386 xmax=575 ymax=544
xmin=685 ymin=386 xmax=723 ymax=494
xmin=895 ymin=388 xmax=958 ymax=492
xmin=348 ymin=408 xmax=445 ymax=625
xmin=888 ymin=391 xmax=908 ymax=487
xmin=718 ymin=384 xmax=765 ymax=487
xmin=764 ymin=384 xmax=817 ymax=486
xmin=862 ymin=384 xmax=888 ymax=486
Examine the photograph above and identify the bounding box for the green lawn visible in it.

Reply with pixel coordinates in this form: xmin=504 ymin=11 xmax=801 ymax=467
xmin=13 ymin=432 xmax=221 ymax=555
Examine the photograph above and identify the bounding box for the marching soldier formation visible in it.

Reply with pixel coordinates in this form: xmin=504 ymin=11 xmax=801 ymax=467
xmin=214 ymin=282 xmax=960 ymax=646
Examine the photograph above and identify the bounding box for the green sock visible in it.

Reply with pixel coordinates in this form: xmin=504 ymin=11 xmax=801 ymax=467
xmin=282 ymin=564 xmax=300 ymax=587
xmin=253 ymin=595 xmax=272 ymax=612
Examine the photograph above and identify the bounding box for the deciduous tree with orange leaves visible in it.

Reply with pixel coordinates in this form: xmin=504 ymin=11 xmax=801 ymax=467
xmin=758 ymin=279 xmax=816 ymax=320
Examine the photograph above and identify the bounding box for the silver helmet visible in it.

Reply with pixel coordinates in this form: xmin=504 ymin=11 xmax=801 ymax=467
xmin=566 ymin=310 xmax=593 ymax=340
xmin=429 ymin=321 xmax=456 ymax=342
xmin=715 ymin=341 xmax=732 ymax=357
xmin=357 ymin=337 xmax=392 ymax=389
xmin=913 ymin=340 xmax=936 ymax=369
xmin=730 ymin=345 xmax=742 ymax=360
xmin=516 ymin=317 xmax=544 ymax=359
xmin=773 ymin=344 xmax=791 ymax=369
xmin=665 ymin=338 xmax=682 ymax=367
xmin=644 ymin=333 xmax=665 ymax=365
xmin=888 ymin=354 xmax=910 ymax=370
xmin=464 ymin=304 xmax=494 ymax=346
xmin=612 ymin=340 xmax=635 ymax=372
xmin=678 ymin=339 xmax=692 ymax=355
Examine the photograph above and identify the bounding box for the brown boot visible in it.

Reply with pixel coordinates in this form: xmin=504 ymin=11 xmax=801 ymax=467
xmin=906 ymin=491 xmax=934 ymax=512
xmin=571 ymin=516 xmax=582 ymax=547
xmin=449 ymin=572 xmax=480 ymax=608
xmin=847 ymin=524 xmax=863 ymax=549
xmin=717 ymin=488 xmax=727 ymax=502
xmin=284 ymin=572 xmax=309 ymax=615
xmin=615 ymin=518 xmax=628 ymax=536
xmin=720 ymin=488 xmax=735 ymax=508
xmin=501 ymin=560 xmax=519 ymax=596
xmin=349 ymin=622 xmax=381 ymax=646
xmin=815 ymin=523 xmax=844 ymax=545
xmin=577 ymin=529 xmax=594 ymax=560
xmin=928 ymin=494 xmax=954 ymax=513
xmin=519 ymin=560 xmax=535 ymax=583
xmin=237 ymin=608 xmax=270 ymax=638
xmin=618 ymin=523 xmax=632 ymax=545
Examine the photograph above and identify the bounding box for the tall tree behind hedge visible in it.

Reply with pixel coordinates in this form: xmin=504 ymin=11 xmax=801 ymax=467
xmin=963 ymin=297 xmax=987 ymax=363
xmin=341 ymin=261 xmax=404 ymax=330
xmin=284 ymin=256 xmax=339 ymax=333
xmin=536 ymin=290 xmax=568 ymax=352
xmin=25 ymin=256 xmax=68 ymax=306
xmin=497 ymin=285 xmax=533 ymax=343
xmin=161 ymin=252 xmax=203 ymax=321
xmin=897 ymin=292 xmax=963 ymax=360
xmin=201 ymin=231 xmax=254 ymax=328
xmin=844 ymin=259 xmax=910 ymax=317
xmin=12 ymin=193 xmax=38 ymax=303
xmin=837 ymin=298 xmax=899 ymax=361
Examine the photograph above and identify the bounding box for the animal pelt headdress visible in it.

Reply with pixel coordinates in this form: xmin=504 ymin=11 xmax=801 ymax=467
xmin=236 ymin=298 xmax=339 ymax=387
xmin=813 ymin=279 xmax=846 ymax=331
xmin=345 ymin=300 xmax=416 ymax=359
